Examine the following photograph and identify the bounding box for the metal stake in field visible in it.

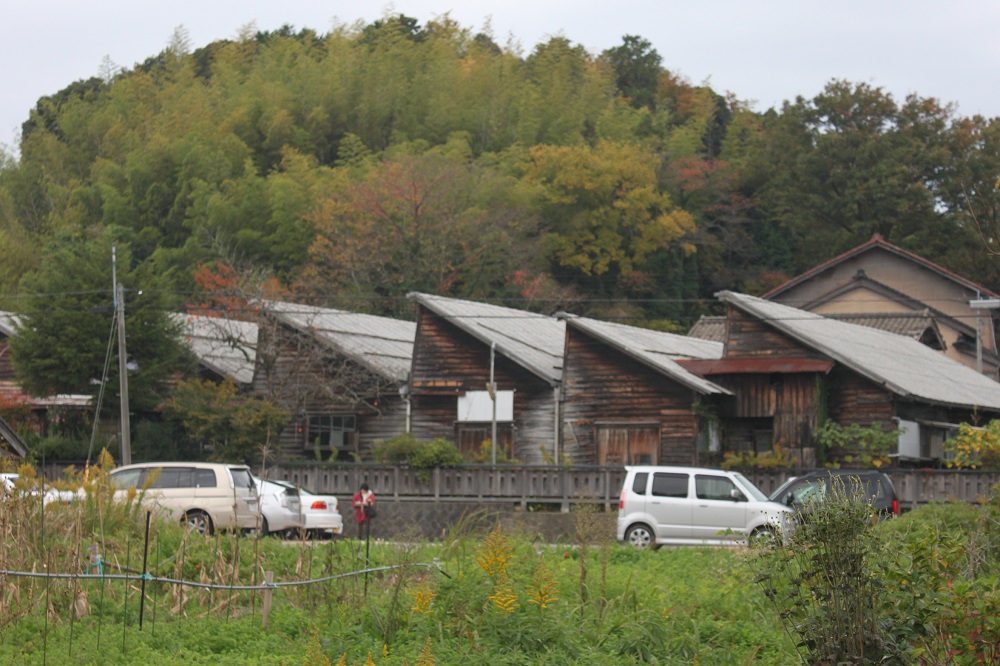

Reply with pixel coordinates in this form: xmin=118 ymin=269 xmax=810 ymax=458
xmin=139 ymin=510 xmax=151 ymax=629
xmin=364 ymin=515 xmax=372 ymax=596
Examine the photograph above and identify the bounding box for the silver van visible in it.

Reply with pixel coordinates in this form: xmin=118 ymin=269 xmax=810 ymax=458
xmin=617 ymin=466 xmax=793 ymax=548
xmin=109 ymin=462 xmax=259 ymax=535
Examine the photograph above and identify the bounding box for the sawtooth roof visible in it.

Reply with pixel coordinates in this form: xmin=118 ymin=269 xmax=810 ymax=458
xmin=408 ymin=292 xmax=565 ymax=385
xmin=718 ymin=291 xmax=1000 ymax=411
xmin=263 ymin=301 xmax=415 ymax=382
xmin=564 ymin=315 xmax=730 ymax=395
xmin=173 ymin=314 xmax=259 ymax=385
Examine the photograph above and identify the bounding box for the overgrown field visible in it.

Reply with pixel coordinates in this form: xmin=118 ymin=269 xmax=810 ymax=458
xmin=0 ymin=461 xmax=997 ymax=665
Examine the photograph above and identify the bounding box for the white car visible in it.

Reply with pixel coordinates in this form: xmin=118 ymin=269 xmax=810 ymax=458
xmin=617 ymin=465 xmax=794 ymax=548
xmin=1 ymin=472 xmax=83 ymax=505
xmin=109 ymin=462 xmax=259 ymax=535
xmin=252 ymin=476 xmax=304 ymax=536
xmin=268 ymin=479 xmax=343 ymax=538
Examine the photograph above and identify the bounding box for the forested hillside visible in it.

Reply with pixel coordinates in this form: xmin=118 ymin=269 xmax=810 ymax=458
xmin=2 ymin=15 xmax=999 ymax=328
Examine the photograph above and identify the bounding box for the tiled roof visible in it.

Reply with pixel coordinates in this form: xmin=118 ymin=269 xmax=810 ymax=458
xmin=829 ymin=312 xmax=944 ymax=348
xmin=687 ymin=315 xmax=726 ymax=343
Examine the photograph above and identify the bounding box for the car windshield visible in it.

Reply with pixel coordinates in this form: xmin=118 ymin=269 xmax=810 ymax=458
xmin=769 ymin=478 xmax=798 ymax=502
xmin=732 ymin=473 xmax=769 ymax=502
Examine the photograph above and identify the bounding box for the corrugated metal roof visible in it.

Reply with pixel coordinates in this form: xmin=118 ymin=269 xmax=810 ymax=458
xmin=566 ymin=316 xmax=730 ymax=395
xmin=173 ymin=314 xmax=259 ymax=385
xmin=718 ymin=291 xmax=1000 ymax=411
xmin=408 ymin=293 xmax=565 ymax=385
xmin=687 ymin=315 xmax=726 ymax=343
xmin=264 ymin=301 xmax=415 ymax=382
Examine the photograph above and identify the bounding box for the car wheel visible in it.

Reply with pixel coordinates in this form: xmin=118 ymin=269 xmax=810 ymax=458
xmin=625 ymin=524 xmax=656 ymax=550
xmin=259 ymin=517 xmax=270 ymax=536
xmin=184 ymin=510 xmax=213 ymax=536
xmin=749 ymin=526 xmax=777 ymax=548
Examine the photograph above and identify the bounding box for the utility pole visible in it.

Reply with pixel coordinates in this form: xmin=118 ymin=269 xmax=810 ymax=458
xmin=113 ymin=246 xmax=132 ymax=465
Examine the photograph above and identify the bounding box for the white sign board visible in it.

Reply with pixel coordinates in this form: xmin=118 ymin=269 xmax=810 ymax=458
xmin=457 ymin=390 xmax=513 ymax=422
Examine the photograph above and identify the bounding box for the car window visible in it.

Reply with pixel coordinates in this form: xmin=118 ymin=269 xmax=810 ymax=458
xmin=650 ymin=472 xmax=688 ymax=498
xmin=833 ymin=474 xmax=884 ymax=502
xmin=150 ymin=467 xmax=195 ymax=489
xmin=195 ymin=469 xmax=217 ymax=488
xmin=695 ymin=475 xmax=738 ymax=501
xmin=229 ymin=468 xmax=254 ymax=491
xmin=110 ymin=469 xmax=144 ymax=489
xmin=631 ymin=472 xmax=648 ymax=494
xmin=790 ymin=479 xmax=826 ymax=504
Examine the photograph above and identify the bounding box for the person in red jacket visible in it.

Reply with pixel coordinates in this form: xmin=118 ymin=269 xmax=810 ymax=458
xmin=352 ymin=483 xmax=375 ymax=539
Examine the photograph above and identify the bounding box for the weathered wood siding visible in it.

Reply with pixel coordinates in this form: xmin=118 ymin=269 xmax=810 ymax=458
xmin=561 ymin=327 xmax=698 ymax=466
xmin=825 ymin=366 xmax=894 ymax=428
xmin=252 ymin=323 xmax=407 ymax=461
xmin=724 ymin=307 xmax=827 ymax=359
xmin=409 ymin=308 xmax=557 ymax=463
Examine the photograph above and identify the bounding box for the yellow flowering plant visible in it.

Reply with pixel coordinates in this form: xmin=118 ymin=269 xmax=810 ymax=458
xmin=943 ymin=421 xmax=1000 ymax=469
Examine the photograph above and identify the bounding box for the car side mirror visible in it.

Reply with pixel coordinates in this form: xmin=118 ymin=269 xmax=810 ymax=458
xmin=730 ymin=488 xmax=745 ymax=502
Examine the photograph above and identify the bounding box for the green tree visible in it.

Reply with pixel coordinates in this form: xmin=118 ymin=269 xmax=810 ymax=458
xmin=755 ymin=80 xmax=954 ymax=267
xmin=603 ymin=35 xmax=662 ymax=110
xmin=8 ymin=228 xmax=187 ymax=412
xmin=163 ymin=377 xmax=288 ymax=464
xmin=512 ymin=140 xmax=695 ymax=296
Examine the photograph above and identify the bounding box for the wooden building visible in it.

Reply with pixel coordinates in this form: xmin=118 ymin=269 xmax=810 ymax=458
xmin=763 ymin=233 xmax=1000 ymax=378
xmin=0 ymin=311 xmax=82 ymax=455
xmin=560 ymin=315 xmax=730 ymax=466
xmin=173 ymin=313 xmax=259 ymax=388
xmin=250 ymin=302 xmax=415 ymax=461
xmin=682 ymin=292 xmax=1000 ymax=465
xmin=407 ymin=293 xmax=564 ymax=464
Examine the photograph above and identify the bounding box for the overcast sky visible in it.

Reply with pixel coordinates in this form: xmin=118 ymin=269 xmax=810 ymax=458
xmin=4 ymin=1 xmax=1000 ymax=155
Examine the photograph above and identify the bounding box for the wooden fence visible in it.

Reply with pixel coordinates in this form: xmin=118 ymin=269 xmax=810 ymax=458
xmin=269 ymin=464 xmax=1000 ymax=511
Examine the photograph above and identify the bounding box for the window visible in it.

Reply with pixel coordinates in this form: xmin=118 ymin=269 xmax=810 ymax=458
xmin=631 ymin=472 xmax=649 ymax=494
xmin=228 ymin=468 xmax=253 ymax=491
xmin=110 ymin=468 xmax=143 ymax=489
xmin=303 ymin=414 xmax=356 ymax=451
xmin=695 ymin=475 xmax=739 ymax=501
xmin=596 ymin=425 xmax=660 ymax=465
xmin=651 ymin=472 xmax=688 ymax=498
xmin=195 ymin=469 xmax=217 ymax=488
xmin=150 ymin=467 xmax=194 ymax=489
xmin=456 ymin=424 xmax=515 ymax=460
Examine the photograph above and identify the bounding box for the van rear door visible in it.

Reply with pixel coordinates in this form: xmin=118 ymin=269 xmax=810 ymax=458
xmin=226 ymin=466 xmax=259 ymax=529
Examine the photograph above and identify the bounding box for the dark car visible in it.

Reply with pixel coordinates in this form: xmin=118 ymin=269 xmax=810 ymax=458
xmin=769 ymin=470 xmax=899 ymax=519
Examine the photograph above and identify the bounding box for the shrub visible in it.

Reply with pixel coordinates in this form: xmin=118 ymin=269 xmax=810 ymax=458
xmin=720 ymin=444 xmax=795 ymax=469
xmin=373 ymin=434 xmax=464 ymax=482
xmin=942 ymin=420 xmax=1000 ymax=469
xmin=813 ymin=420 xmax=895 ymax=468
xmin=748 ymin=479 xmax=903 ymax=664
